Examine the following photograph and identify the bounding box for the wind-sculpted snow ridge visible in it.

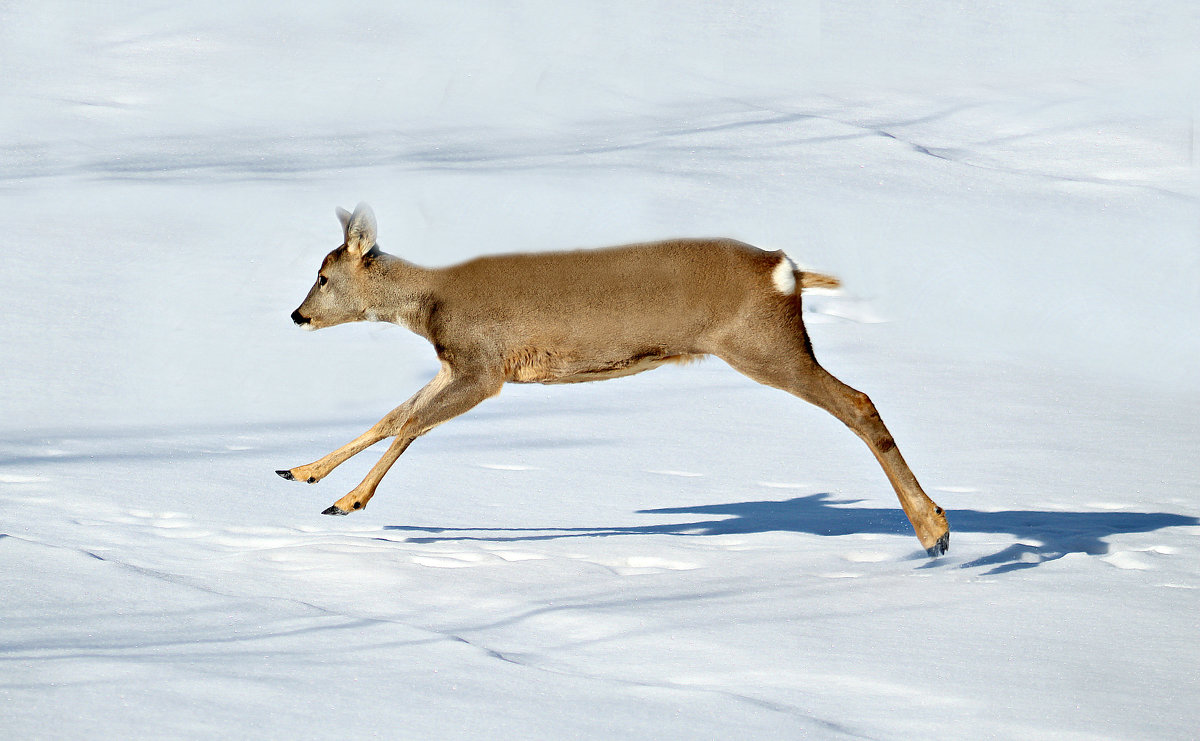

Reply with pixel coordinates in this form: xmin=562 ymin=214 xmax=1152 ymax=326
xmin=3 ymin=358 xmax=1199 ymax=738
xmin=4 ymin=92 xmax=1194 ymax=204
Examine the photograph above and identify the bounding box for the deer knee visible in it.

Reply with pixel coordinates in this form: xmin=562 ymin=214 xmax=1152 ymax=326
xmin=847 ymin=391 xmax=895 ymax=451
xmin=845 ymin=390 xmax=878 ymax=423
xmin=847 ymin=390 xmax=869 ymax=414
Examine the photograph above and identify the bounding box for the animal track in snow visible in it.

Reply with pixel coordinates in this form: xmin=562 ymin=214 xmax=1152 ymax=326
xmin=647 ymin=470 xmax=704 ymax=478
xmin=479 ymin=463 xmax=540 ymax=471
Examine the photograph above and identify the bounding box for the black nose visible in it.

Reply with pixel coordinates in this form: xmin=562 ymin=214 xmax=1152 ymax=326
xmin=291 ymin=310 xmax=310 ymax=325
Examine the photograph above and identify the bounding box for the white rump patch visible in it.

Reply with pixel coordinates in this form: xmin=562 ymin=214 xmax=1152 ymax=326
xmin=772 ymin=254 xmax=797 ymax=294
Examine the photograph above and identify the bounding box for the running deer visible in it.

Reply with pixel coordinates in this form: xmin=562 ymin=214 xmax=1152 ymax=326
xmin=278 ymin=203 xmax=949 ymax=556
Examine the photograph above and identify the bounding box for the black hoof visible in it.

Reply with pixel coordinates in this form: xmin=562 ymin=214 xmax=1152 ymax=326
xmin=925 ymin=531 xmax=950 ymax=557
xmin=322 ymin=505 xmax=350 ymax=516
xmin=276 ymin=469 xmax=295 ymax=481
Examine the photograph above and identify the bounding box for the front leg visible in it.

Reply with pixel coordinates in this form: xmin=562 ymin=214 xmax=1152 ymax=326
xmin=322 ymin=366 xmax=504 ymax=515
xmin=276 ymin=425 xmax=391 ymax=485
xmin=276 ymin=366 xmax=454 ymax=485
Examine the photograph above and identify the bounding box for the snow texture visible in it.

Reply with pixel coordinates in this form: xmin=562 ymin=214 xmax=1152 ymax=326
xmin=2 ymin=2 xmax=1199 ymax=739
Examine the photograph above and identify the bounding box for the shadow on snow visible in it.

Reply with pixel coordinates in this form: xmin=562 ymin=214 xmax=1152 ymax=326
xmin=384 ymin=493 xmax=1198 ymax=575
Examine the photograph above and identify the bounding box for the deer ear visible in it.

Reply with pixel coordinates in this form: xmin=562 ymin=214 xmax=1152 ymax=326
xmin=336 ymin=207 xmax=353 ymax=238
xmin=344 ymin=202 xmax=377 ymax=256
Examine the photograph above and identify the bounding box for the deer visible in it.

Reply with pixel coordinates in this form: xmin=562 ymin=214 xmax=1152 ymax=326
xmin=277 ymin=203 xmax=950 ymax=556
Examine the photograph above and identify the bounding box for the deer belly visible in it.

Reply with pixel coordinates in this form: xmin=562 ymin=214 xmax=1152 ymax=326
xmin=503 ymin=347 xmax=703 ymax=384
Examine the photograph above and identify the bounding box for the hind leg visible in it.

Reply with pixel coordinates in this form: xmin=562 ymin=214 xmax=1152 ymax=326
xmin=714 ymin=320 xmax=949 ymax=555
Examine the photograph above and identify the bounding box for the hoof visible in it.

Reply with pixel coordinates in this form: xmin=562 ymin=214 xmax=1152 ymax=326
xmin=276 ymin=469 xmax=295 ymax=481
xmin=322 ymin=505 xmax=350 ymax=516
xmin=925 ymin=530 xmax=950 ymax=557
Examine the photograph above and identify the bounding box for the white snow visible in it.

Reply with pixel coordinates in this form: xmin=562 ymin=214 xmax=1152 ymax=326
xmin=2 ymin=2 xmax=1199 ymax=739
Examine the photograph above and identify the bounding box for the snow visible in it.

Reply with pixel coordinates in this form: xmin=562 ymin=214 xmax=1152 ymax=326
xmin=2 ymin=2 xmax=1199 ymax=738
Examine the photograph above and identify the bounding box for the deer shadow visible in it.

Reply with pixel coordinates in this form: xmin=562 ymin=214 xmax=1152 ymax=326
xmin=383 ymin=493 xmax=1198 ymax=575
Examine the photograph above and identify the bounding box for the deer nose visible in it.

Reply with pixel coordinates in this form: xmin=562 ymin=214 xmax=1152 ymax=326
xmin=291 ymin=310 xmax=310 ymax=326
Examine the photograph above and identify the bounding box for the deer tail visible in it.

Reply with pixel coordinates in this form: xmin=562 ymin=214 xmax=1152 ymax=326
xmin=797 ymin=269 xmax=841 ymax=293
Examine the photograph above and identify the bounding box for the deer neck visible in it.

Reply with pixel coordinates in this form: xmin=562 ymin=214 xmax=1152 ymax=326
xmin=364 ymin=254 xmax=438 ymax=338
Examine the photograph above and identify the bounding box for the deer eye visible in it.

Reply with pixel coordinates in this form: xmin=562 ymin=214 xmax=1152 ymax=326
xmin=318 ymin=275 xmax=328 ymax=286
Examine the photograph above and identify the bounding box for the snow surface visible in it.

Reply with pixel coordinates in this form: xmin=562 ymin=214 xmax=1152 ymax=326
xmin=2 ymin=2 xmax=1199 ymax=739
